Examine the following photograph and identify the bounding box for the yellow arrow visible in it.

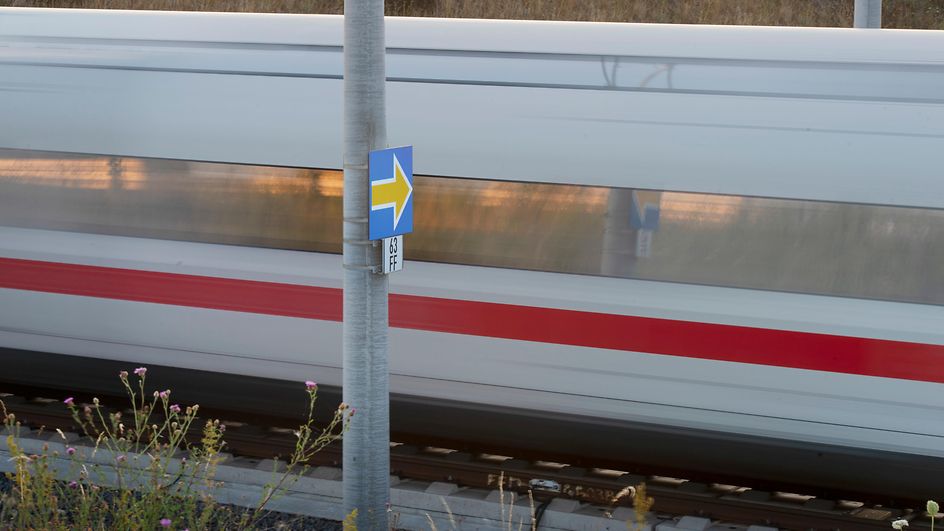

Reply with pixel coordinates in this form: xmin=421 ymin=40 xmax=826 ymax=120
xmin=371 ymin=153 xmax=413 ymax=229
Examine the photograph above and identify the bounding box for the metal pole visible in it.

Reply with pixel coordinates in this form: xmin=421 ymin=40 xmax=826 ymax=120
xmin=600 ymin=189 xmax=635 ymax=277
xmin=854 ymin=0 xmax=882 ymax=28
xmin=342 ymin=0 xmax=389 ymax=529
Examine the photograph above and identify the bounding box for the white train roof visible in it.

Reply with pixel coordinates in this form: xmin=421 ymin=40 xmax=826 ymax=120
xmin=4 ymin=8 xmax=944 ymax=62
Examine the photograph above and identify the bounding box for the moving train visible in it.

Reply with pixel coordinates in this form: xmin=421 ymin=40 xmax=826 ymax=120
xmin=1 ymin=7 xmax=943 ymax=498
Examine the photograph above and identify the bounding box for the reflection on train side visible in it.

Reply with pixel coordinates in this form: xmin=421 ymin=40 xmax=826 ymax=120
xmin=1 ymin=148 xmax=941 ymax=305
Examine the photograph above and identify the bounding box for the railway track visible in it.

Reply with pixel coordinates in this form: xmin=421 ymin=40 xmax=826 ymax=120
xmin=1 ymin=386 xmax=935 ymax=530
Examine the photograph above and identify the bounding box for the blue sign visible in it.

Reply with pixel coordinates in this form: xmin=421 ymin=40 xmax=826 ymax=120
xmin=369 ymin=146 xmax=414 ymax=240
xmin=629 ymin=190 xmax=660 ymax=231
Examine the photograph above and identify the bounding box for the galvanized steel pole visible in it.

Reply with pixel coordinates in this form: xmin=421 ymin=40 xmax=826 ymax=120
xmin=342 ymin=0 xmax=389 ymax=529
xmin=854 ymin=0 xmax=882 ymax=28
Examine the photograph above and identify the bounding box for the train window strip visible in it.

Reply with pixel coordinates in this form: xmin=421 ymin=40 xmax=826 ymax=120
xmin=1 ymin=148 xmax=941 ymax=306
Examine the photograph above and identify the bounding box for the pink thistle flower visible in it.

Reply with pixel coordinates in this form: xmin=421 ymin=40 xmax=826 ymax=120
xmin=116 ymin=455 xmax=126 ymax=463
xmin=118 ymin=370 xmax=128 ymax=380
xmin=68 ymin=481 xmax=78 ymax=489
xmin=305 ymin=380 xmax=317 ymax=391
xmin=66 ymin=447 xmax=76 ymax=456
xmin=159 ymin=518 xmax=171 ymax=528
xmin=133 ymin=367 xmax=147 ymax=377
xmin=63 ymin=397 xmax=74 ymax=406
xmin=169 ymin=404 xmax=181 ymax=414
xmin=159 ymin=390 xmax=170 ymax=400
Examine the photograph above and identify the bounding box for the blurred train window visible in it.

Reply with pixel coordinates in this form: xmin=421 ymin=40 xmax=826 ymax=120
xmin=1 ymin=148 xmax=941 ymax=305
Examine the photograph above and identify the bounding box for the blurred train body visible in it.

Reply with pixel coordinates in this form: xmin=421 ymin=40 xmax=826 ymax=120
xmin=1 ymin=7 xmax=943 ymax=494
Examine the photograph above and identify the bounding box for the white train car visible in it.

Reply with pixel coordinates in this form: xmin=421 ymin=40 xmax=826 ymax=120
xmin=1 ymin=7 xmax=943 ymax=495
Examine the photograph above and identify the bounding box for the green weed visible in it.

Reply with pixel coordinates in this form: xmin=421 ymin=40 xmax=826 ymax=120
xmin=0 ymin=370 xmax=350 ymax=529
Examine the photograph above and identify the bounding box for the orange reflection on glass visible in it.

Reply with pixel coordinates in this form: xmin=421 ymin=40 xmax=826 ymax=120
xmin=660 ymin=191 xmax=743 ymax=225
xmin=314 ymin=171 xmax=343 ymax=197
xmin=0 ymin=156 xmax=148 ymax=191
xmin=473 ymin=180 xmax=607 ymax=209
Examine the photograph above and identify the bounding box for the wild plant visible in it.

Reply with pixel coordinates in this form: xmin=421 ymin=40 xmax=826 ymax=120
xmin=893 ymin=500 xmax=940 ymax=530
xmin=1 ymin=369 xmax=351 ymax=529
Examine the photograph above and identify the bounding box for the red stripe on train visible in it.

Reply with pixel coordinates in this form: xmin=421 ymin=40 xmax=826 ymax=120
xmin=0 ymin=257 xmax=342 ymax=320
xmin=1 ymin=257 xmax=942 ymax=383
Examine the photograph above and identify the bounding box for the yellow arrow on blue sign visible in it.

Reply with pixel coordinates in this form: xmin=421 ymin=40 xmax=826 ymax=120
xmin=371 ymin=153 xmax=412 ymax=229
xmin=369 ymin=146 xmax=414 ymax=240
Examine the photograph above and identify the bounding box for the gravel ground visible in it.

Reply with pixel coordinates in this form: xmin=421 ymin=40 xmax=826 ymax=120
xmin=0 ymin=475 xmax=342 ymax=530
xmin=249 ymin=510 xmax=342 ymax=531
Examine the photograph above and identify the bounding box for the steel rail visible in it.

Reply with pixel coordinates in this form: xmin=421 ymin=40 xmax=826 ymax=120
xmin=1 ymin=385 xmax=934 ymax=530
